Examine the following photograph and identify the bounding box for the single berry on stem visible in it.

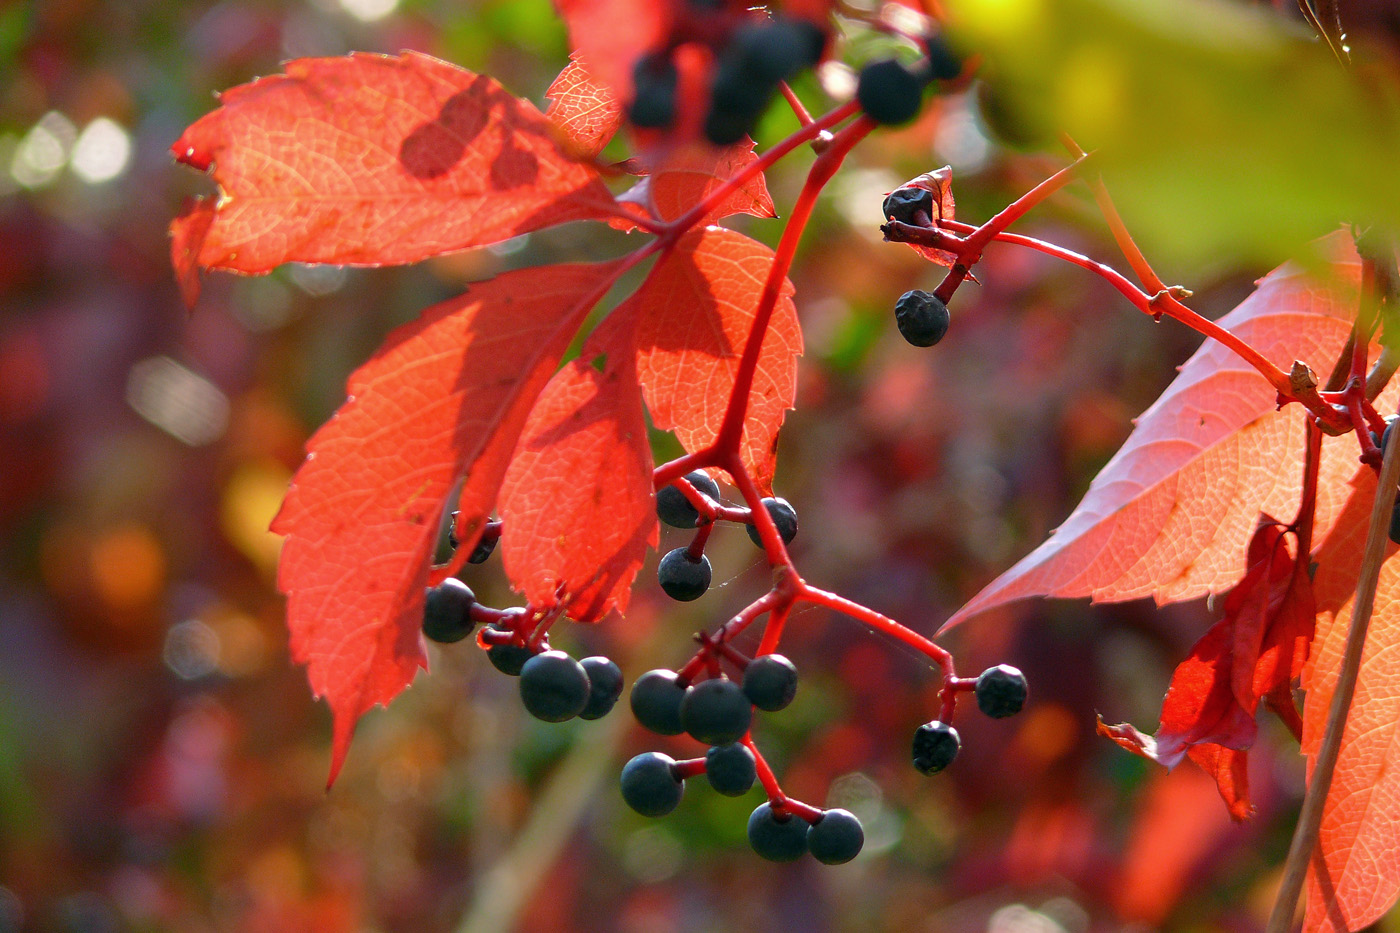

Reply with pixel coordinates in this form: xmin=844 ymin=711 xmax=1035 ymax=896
xmin=485 ymin=625 xmax=535 ymax=676
xmin=705 ymin=743 xmax=757 ymax=796
xmin=680 ymin=678 xmax=753 ymax=745
xmin=579 ymin=656 xmax=625 ymax=720
xmin=742 ymin=654 xmax=799 ymax=711
xmin=656 ymin=471 xmax=722 ymax=528
xmin=746 ymin=497 xmax=799 ymax=548
xmin=518 ymin=651 xmax=592 ymax=722
xmin=658 ymin=547 xmax=712 ymax=601
xmin=747 ymin=802 xmax=809 ymax=862
xmin=894 ymin=289 xmax=950 ymax=347
xmin=621 ymin=752 xmax=685 ymax=817
xmin=912 ymin=720 xmax=960 ymax=774
xmin=882 ymin=186 xmax=934 ymax=225
xmin=856 ymin=58 xmax=926 ymax=125
xmin=631 ymin=669 xmax=688 ymax=735
xmin=807 ymin=809 xmax=864 ymax=865
xmin=422 ymin=578 xmax=476 ymax=644
xmin=975 ymin=664 xmax=1028 ymax=718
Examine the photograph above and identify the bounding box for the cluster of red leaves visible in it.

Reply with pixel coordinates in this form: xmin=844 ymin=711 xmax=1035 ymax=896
xmin=171 ymin=49 xmax=798 ymax=783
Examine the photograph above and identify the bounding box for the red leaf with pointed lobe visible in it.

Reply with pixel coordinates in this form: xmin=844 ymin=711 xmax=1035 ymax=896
xmin=1301 ymin=469 xmax=1400 ymax=933
xmin=633 ymin=227 xmax=802 ymax=492
xmin=545 ymin=54 xmax=623 ymax=159
xmin=611 ymin=139 xmax=775 ymax=232
xmin=170 ymin=199 xmax=216 ymax=308
xmin=271 ymin=261 xmax=621 ymax=784
xmin=499 ymin=309 xmax=657 ymax=622
xmin=1185 ymin=744 xmax=1252 ymax=821
xmin=170 ymin=52 xmax=618 ymax=294
xmin=944 ymin=233 xmax=1364 ymax=630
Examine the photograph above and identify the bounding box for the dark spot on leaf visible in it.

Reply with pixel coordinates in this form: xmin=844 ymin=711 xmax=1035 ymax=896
xmin=589 ymin=353 xmax=608 ymax=372
xmin=399 ymin=78 xmax=493 ymax=179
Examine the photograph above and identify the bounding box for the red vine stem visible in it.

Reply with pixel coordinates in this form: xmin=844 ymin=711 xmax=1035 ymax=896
xmin=744 ymin=734 xmax=823 ymax=822
xmin=799 ymin=584 xmax=954 ymax=678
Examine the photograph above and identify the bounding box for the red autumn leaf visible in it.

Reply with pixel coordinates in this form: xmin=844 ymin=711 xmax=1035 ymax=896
xmin=1300 ymin=470 xmax=1400 ymax=933
xmin=943 ymin=233 xmax=1365 ymax=630
xmin=611 ymin=139 xmax=775 ymax=231
xmin=169 ymin=199 xmax=215 ymax=309
xmin=545 ymin=53 xmax=622 ymax=159
xmin=633 ymin=227 xmax=802 ymax=492
xmin=498 ymin=308 xmax=657 ymax=622
xmin=271 ymin=260 xmax=621 ymax=785
xmin=170 ymin=52 xmax=619 ymax=302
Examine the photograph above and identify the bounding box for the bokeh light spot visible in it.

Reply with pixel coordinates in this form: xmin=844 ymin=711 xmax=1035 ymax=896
xmin=126 ymin=356 xmax=230 ymax=446
xmin=339 ymin=0 xmax=399 ymax=23
xmin=90 ymin=524 xmax=166 ymax=612
xmin=12 ymin=111 xmax=76 ymax=189
xmin=163 ymin=619 xmax=221 ymax=680
xmin=71 ymin=117 xmax=132 ymax=184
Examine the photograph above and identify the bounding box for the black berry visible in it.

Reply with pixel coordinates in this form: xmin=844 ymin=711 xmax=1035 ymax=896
xmin=807 ymin=809 xmax=864 ymax=865
xmin=518 ymin=651 xmax=591 ymax=722
xmin=680 ymin=677 xmax=752 ymax=745
xmin=912 ymin=720 xmax=960 ymax=774
xmin=422 ymin=578 xmax=476 ymax=644
xmin=705 ymin=743 xmax=757 ymax=796
xmin=704 ymin=57 xmax=775 ymax=146
xmin=923 ymin=33 xmax=963 ymax=81
xmin=630 ymin=669 xmax=687 ymax=735
xmin=729 ymin=17 xmax=825 ymax=84
xmin=657 ymin=548 xmax=712 ymax=601
xmin=742 ymin=654 xmax=798 ymax=711
xmin=882 ymin=185 xmax=934 ymax=225
xmin=485 ymin=626 xmax=535 ymax=676
xmin=578 ymin=656 xmax=625 ymax=720
xmin=447 ymin=512 xmax=498 ymax=563
xmin=745 ymin=497 xmax=798 ymax=548
xmin=975 ymin=664 xmax=1028 ymax=718
xmin=628 ymin=53 xmax=678 ymax=129
xmin=1391 ymin=497 xmax=1400 ymax=546
xmin=656 ymin=471 xmax=722 ymax=528
xmin=894 ymin=289 xmax=950 ymax=347
xmin=620 ymin=752 xmax=685 ymax=817
xmin=856 ymin=58 xmax=926 ymax=125
xmin=747 ymin=803 xmax=808 ymax=862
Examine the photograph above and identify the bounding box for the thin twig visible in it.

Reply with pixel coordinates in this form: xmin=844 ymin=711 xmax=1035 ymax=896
xmin=1265 ymin=409 xmax=1400 ymax=932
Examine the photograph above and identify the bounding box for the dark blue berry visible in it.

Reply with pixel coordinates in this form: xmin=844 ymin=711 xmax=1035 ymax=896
xmin=742 ymin=654 xmax=798 ymax=711
xmin=630 ymin=669 xmax=687 ymax=735
xmin=704 ymin=56 xmax=775 ymax=145
xmin=923 ymin=33 xmax=963 ymax=81
xmin=747 ymin=803 xmax=808 ymax=861
xmin=975 ymin=664 xmax=1028 ymax=718
xmin=518 ymin=651 xmax=591 ymax=722
xmin=628 ymin=53 xmax=678 ymax=129
xmin=620 ymin=752 xmax=685 ymax=817
xmin=912 ymin=720 xmax=960 ymax=774
xmin=883 ymin=185 xmax=934 ymax=225
xmin=807 ymin=809 xmax=864 ymax=864
xmin=746 ymin=497 xmax=798 ymax=548
xmin=730 ymin=17 xmax=825 ymax=83
xmin=485 ymin=626 xmax=535 ymax=676
xmin=705 ymin=743 xmax=757 ymax=796
xmin=657 ymin=548 xmax=711 ymax=601
xmin=423 ymin=578 xmax=476 ymax=644
xmin=680 ymin=678 xmax=752 ymax=745
xmin=656 ymin=471 xmax=722 ymax=528
xmin=894 ymin=289 xmax=950 ymax=347
xmin=856 ymin=58 xmax=926 ymax=125
xmin=1391 ymin=497 xmax=1400 ymax=547
xmin=578 ymin=656 xmax=625 ymax=720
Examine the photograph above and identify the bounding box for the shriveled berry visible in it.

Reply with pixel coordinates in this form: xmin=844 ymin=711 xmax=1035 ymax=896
xmin=519 ymin=651 xmax=591 ymax=722
xmin=485 ymin=627 xmax=535 ymax=677
xmin=631 ymin=669 xmax=687 ymax=735
xmin=680 ymin=678 xmax=752 ymax=745
xmin=742 ymin=654 xmax=798 ymax=711
xmin=882 ymin=185 xmax=934 ymax=225
xmin=856 ymin=58 xmax=926 ymax=125
xmin=975 ymin=664 xmax=1028 ymax=718
xmin=705 ymin=743 xmax=757 ymax=796
xmin=423 ymin=578 xmax=476 ymax=644
xmin=912 ymin=720 xmax=960 ymax=774
xmin=579 ymin=656 xmax=625 ymax=720
xmin=658 ymin=548 xmax=711 ymax=601
xmin=894 ymin=289 xmax=950 ymax=347
xmin=656 ymin=471 xmax=722 ymax=528
xmin=807 ymin=809 xmax=864 ymax=864
xmin=745 ymin=497 xmax=799 ymax=548
xmin=923 ymin=33 xmax=963 ymax=81
xmin=628 ymin=53 xmax=678 ymax=129
xmin=747 ymin=803 xmax=808 ymax=861
xmin=620 ymin=752 xmax=685 ymax=817
xmin=447 ymin=512 xmax=497 ymax=563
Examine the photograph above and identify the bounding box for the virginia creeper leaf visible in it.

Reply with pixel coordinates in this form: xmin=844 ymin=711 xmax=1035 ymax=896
xmin=170 ymin=52 xmax=618 ymax=301
xmin=498 ymin=307 xmax=657 ymax=622
xmin=944 ymin=234 xmax=1364 ymax=629
xmin=633 ymin=227 xmax=802 ymax=492
xmin=272 ymin=260 xmax=620 ymax=785
xmin=545 ymin=53 xmax=622 ymax=159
